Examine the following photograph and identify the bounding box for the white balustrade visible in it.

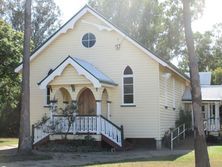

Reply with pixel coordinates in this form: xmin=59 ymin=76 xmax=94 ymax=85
xmin=33 ymin=115 xmax=123 ymax=148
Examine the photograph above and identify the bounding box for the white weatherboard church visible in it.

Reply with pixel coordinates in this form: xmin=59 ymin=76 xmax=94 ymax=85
xmin=15 ymin=5 xmax=222 ymax=150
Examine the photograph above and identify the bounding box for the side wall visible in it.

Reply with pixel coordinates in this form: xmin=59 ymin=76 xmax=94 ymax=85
xmin=29 ymin=13 xmax=160 ymax=139
xmin=159 ymin=66 xmax=186 ymax=137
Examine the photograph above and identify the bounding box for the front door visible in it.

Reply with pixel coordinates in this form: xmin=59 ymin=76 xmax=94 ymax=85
xmin=78 ymin=88 xmax=96 ymax=115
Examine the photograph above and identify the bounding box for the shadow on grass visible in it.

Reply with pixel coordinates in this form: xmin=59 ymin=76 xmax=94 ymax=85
xmin=82 ymin=154 xmax=188 ymax=167
xmin=0 ymin=148 xmax=52 ymax=163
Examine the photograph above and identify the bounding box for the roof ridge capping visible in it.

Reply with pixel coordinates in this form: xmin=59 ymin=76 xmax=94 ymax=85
xmin=15 ymin=4 xmax=189 ymax=82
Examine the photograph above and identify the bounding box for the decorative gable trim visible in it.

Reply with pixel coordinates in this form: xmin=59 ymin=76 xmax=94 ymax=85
xmin=15 ymin=5 xmax=189 ymax=82
xmin=39 ymin=56 xmax=101 ymax=89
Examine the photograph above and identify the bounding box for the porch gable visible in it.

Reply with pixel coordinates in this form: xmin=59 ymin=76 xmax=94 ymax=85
xmin=38 ymin=56 xmax=117 ymax=89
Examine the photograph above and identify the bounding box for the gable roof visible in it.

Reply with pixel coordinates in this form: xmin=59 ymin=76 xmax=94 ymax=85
xmin=15 ymin=5 xmax=189 ymax=82
xmin=38 ymin=56 xmax=117 ymax=89
xmin=182 ymin=85 xmax=222 ymax=101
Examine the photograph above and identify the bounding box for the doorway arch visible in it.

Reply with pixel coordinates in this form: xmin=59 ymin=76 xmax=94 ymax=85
xmin=77 ymin=88 xmax=96 ymax=115
xmin=54 ymin=87 xmax=72 ymax=112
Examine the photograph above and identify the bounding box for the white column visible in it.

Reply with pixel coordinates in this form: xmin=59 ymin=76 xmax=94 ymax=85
xmin=215 ymin=102 xmax=220 ymax=131
xmin=96 ymin=100 xmax=102 ymax=134
xmin=207 ymin=103 xmax=211 ymax=131
xmin=107 ymin=101 xmax=111 ymax=120
xmin=191 ymin=106 xmax=194 ymax=130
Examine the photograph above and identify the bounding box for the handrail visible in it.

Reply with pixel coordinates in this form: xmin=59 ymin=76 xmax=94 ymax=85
xmin=170 ymin=123 xmax=186 ymax=150
xmin=100 ymin=115 xmax=122 ymax=131
xmin=33 ymin=117 xmax=50 ymax=128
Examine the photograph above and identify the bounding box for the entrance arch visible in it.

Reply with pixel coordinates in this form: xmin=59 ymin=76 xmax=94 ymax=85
xmin=78 ymin=88 xmax=96 ymax=115
xmin=54 ymin=87 xmax=72 ymax=112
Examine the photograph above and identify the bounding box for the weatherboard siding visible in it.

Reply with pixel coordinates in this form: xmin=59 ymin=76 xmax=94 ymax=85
xmin=29 ymin=11 xmax=187 ymax=139
xmin=49 ymin=64 xmax=91 ymax=85
xmin=29 ymin=12 xmax=161 ymax=139
xmin=159 ymin=66 xmax=186 ymax=137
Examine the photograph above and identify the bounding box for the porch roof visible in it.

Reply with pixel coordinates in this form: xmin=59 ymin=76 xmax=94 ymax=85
xmin=38 ymin=56 xmax=117 ymax=89
xmin=182 ymin=85 xmax=222 ymax=101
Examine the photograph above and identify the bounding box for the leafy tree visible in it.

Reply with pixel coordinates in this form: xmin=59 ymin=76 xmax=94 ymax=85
xmin=18 ymin=0 xmax=32 ymax=154
xmin=88 ymin=0 xmax=203 ymax=61
xmin=182 ymin=0 xmax=210 ymax=166
xmin=179 ymin=25 xmax=222 ymax=73
xmin=212 ymin=67 xmax=222 ymax=85
xmin=1 ymin=0 xmax=61 ymax=48
xmin=0 ymin=20 xmax=22 ymax=137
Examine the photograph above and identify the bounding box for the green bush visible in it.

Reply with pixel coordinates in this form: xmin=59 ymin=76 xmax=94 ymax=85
xmin=175 ymin=109 xmax=192 ymax=129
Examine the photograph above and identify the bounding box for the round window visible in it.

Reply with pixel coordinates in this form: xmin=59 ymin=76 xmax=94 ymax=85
xmin=82 ymin=33 xmax=96 ymax=48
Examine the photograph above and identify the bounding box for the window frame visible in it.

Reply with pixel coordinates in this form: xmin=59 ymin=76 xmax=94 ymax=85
xmin=46 ymin=86 xmax=51 ymax=105
xmin=81 ymin=32 xmax=96 ymax=48
xmin=122 ymin=66 xmax=135 ymax=106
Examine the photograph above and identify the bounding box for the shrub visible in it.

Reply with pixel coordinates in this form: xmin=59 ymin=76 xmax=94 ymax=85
xmin=175 ymin=109 xmax=192 ymax=129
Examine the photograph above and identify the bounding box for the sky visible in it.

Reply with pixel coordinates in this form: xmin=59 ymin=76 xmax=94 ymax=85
xmin=55 ymin=0 xmax=222 ymax=33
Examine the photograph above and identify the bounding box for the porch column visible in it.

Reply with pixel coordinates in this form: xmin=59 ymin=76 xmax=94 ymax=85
xmin=72 ymin=100 xmax=77 ymax=134
xmin=191 ymin=106 xmax=194 ymax=130
xmin=207 ymin=103 xmax=211 ymax=130
xmin=107 ymin=101 xmax=111 ymax=120
xmin=50 ymin=100 xmax=57 ymax=122
xmin=215 ymin=102 xmax=220 ymax=130
xmin=96 ymin=100 xmax=102 ymax=134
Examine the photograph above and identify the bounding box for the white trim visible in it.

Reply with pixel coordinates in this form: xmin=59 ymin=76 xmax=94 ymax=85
xmin=81 ymin=20 xmax=113 ymax=31
xmin=164 ymin=78 xmax=168 ymax=107
xmin=14 ymin=6 xmax=189 ymax=83
xmin=172 ymin=78 xmax=176 ymax=108
xmin=39 ymin=57 xmax=101 ymax=89
xmin=15 ymin=7 xmax=89 ymax=73
xmin=122 ymin=67 xmax=135 ymax=105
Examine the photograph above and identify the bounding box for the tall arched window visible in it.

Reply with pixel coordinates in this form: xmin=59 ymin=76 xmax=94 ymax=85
xmin=123 ymin=66 xmax=134 ymax=104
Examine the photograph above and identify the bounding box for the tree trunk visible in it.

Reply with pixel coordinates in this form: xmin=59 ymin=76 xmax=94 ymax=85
xmin=182 ymin=0 xmax=210 ymax=167
xmin=18 ymin=0 xmax=32 ymax=154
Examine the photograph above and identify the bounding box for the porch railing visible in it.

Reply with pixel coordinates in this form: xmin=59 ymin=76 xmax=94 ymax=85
xmin=170 ymin=123 xmax=186 ymax=150
xmin=205 ymin=118 xmax=220 ymax=132
xmin=32 ymin=118 xmax=51 ymax=144
xmin=32 ymin=115 xmax=123 ymax=147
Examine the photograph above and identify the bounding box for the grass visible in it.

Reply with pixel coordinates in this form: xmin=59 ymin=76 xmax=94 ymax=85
xmin=0 ymin=138 xmax=52 ymax=162
xmin=0 ymin=153 xmax=53 ymax=163
xmin=86 ymin=146 xmax=222 ymax=167
xmin=0 ymin=138 xmax=18 ymax=147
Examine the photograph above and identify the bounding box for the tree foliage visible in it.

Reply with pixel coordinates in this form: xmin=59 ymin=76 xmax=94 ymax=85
xmin=212 ymin=67 xmax=222 ymax=85
xmin=1 ymin=0 xmax=61 ymax=48
xmin=179 ymin=23 xmax=222 ymax=73
xmin=0 ymin=20 xmax=22 ymax=136
xmin=88 ymin=0 xmax=203 ymax=61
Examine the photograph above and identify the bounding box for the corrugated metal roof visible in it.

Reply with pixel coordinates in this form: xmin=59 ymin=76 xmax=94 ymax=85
xmin=72 ymin=57 xmax=117 ymax=85
xmin=199 ymin=72 xmax=212 ymax=85
xmin=186 ymin=72 xmax=211 ymax=85
xmin=182 ymin=85 xmax=222 ymax=101
xmin=38 ymin=56 xmax=117 ymax=87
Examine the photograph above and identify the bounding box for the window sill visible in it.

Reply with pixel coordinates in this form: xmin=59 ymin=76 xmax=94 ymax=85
xmin=44 ymin=105 xmax=50 ymax=108
xmin=121 ymin=104 xmax=136 ymax=107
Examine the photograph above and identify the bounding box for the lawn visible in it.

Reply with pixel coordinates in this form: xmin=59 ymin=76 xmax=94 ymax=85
xmin=87 ymin=146 xmax=222 ymax=167
xmin=0 ymin=138 xmax=18 ymax=147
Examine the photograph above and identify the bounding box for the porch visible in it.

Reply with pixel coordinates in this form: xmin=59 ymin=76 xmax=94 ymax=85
xmin=33 ymin=114 xmax=124 ymax=148
xmin=34 ymin=56 xmax=123 ymax=148
xmin=184 ymin=102 xmax=222 ymax=135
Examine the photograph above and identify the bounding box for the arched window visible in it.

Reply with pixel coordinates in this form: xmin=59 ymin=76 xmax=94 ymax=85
xmin=123 ymin=66 xmax=134 ymax=104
